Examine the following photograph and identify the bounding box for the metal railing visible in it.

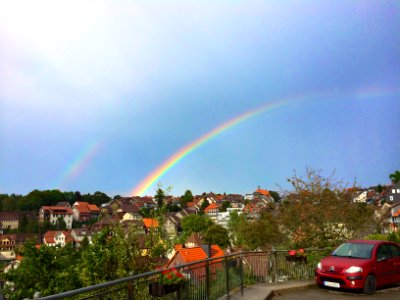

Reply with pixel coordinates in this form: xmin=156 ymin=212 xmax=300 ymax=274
xmin=37 ymin=248 xmax=330 ymax=300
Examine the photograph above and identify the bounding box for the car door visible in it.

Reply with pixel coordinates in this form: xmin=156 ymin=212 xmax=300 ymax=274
xmin=388 ymin=243 xmax=400 ymax=283
xmin=375 ymin=244 xmax=396 ymax=287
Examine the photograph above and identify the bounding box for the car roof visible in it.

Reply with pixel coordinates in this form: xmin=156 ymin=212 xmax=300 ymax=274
xmin=346 ymin=240 xmax=386 ymax=245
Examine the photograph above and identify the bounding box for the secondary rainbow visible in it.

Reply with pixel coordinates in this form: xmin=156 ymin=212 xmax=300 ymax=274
xmin=131 ymin=94 xmax=310 ymax=196
xmin=56 ymin=140 xmax=103 ymax=190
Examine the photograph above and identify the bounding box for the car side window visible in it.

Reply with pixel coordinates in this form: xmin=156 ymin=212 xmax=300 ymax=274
xmin=389 ymin=244 xmax=400 ymax=258
xmin=377 ymin=245 xmax=392 ymax=261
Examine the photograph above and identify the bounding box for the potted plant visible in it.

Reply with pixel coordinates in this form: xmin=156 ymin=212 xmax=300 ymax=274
xmin=149 ymin=268 xmax=185 ymax=297
xmin=286 ymin=248 xmax=307 ymax=262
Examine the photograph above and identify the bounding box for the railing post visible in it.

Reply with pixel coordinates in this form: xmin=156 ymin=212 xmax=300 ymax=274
xmin=127 ymin=281 xmax=134 ymax=300
xmin=240 ymin=254 xmax=244 ymax=296
xmin=206 ymin=259 xmax=210 ymax=300
xmin=273 ymin=251 xmax=278 ymax=283
xmin=225 ymin=257 xmax=230 ymax=299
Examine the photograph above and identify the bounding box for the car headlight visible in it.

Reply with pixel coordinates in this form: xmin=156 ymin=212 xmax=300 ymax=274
xmin=345 ymin=266 xmax=363 ymax=273
xmin=317 ymin=262 xmax=322 ymax=270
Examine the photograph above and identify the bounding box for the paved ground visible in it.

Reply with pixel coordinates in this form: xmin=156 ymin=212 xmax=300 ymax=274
xmin=223 ymin=281 xmax=400 ymax=300
xmin=273 ymin=284 xmax=400 ymax=300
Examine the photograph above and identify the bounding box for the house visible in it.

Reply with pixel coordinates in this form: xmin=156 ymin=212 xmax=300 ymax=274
xmin=353 ymin=191 xmax=368 ymax=203
xmin=165 ymin=243 xmax=224 ymax=280
xmin=43 ymin=230 xmax=74 ymax=247
xmin=0 ymin=233 xmax=40 ymax=260
xmin=164 ymin=213 xmax=181 ymax=239
xmin=72 ymin=202 xmax=100 ymax=222
xmin=0 ymin=212 xmax=20 ymax=230
xmin=216 ymin=207 xmax=244 ymax=229
xmin=39 ymin=206 xmax=74 ymax=229
xmin=387 ymin=182 xmax=400 ymax=204
xmin=143 ymin=218 xmax=159 ymax=233
xmin=70 ymin=227 xmax=92 ymax=246
xmin=204 ymin=203 xmax=220 ymax=222
xmin=185 ymin=232 xmax=203 ymax=248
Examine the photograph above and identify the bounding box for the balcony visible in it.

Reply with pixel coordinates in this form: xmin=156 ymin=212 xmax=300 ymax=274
xmin=36 ymin=249 xmax=329 ymax=300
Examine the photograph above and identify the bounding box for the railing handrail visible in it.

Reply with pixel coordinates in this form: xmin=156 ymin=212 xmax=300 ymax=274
xmin=37 ymin=248 xmax=329 ymax=299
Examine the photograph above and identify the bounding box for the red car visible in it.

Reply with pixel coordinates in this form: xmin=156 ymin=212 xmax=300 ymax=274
xmin=315 ymin=239 xmax=400 ymax=294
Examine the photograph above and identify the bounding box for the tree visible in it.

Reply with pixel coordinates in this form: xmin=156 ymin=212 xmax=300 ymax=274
xmin=180 ymin=190 xmax=194 ymax=208
xmin=269 ymin=190 xmax=281 ymax=202
xmin=220 ymin=201 xmax=231 ymax=212
xmin=279 ymin=168 xmax=375 ymax=248
xmin=199 ymin=200 xmax=210 ymax=214
xmin=203 ymin=224 xmax=231 ymax=249
xmin=154 ymin=186 xmax=166 ymax=209
xmin=181 ymin=214 xmax=213 ymax=237
xmin=229 ymin=210 xmax=282 ymax=250
xmin=4 ymin=242 xmax=82 ymax=299
xmin=55 ymin=217 xmax=67 ymax=230
xmin=389 ymin=170 xmax=400 ymax=184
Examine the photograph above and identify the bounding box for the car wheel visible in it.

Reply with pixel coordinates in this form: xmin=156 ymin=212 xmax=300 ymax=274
xmin=363 ymin=274 xmax=376 ymax=295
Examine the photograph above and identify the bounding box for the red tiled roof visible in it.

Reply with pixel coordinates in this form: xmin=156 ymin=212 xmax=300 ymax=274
xmin=43 ymin=230 xmax=74 ymax=244
xmin=170 ymin=244 xmax=224 ymax=265
xmin=210 ymin=245 xmax=224 ymax=258
xmin=74 ymin=202 xmax=100 ymax=213
xmin=255 ymin=189 xmax=270 ymax=196
xmin=179 ymin=247 xmax=208 ymax=263
xmin=143 ymin=218 xmax=159 ymax=228
xmin=42 ymin=206 xmax=73 ymax=215
xmin=88 ymin=204 xmax=100 ymax=212
xmin=204 ymin=203 xmax=219 ymax=213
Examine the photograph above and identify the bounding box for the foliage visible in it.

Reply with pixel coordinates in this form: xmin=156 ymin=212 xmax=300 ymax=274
xmin=159 ymin=268 xmax=185 ymax=285
xmin=4 ymin=242 xmax=82 ymax=299
xmin=155 ymin=186 xmax=166 ymax=209
xmin=0 ymin=189 xmax=111 ymax=212
xmin=229 ymin=210 xmax=283 ymax=250
xmin=199 ymin=199 xmax=210 ymax=214
xmin=181 ymin=214 xmax=213 ymax=237
xmin=364 ymin=233 xmax=388 ymax=241
xmin=389 ymin=170 xmax=400 ymax=184
xmin=5 ymin=222 xmax=171 ymax=298
xmin=279 ymin=168 xmax=375 ymax=248
xmin=228 ymin=211 xmax=248 ymax=247
xmin=180 ymin=190 xmax=194 ymax=208
xmin=220 ymin=201 xmax=231 ymax=212
xmin=269 ymin=190 xmax=281 ymax=202
xmin=202 ymin=224 xmax=231 ymax=249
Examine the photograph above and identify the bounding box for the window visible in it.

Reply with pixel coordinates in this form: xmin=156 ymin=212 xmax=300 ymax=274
xmin=397 ymin=189 xmax=400 ymax=193
xmin=390 ymin=196 xmax=394 ymax=201
xmin=393 ymin=189 xmax=396 ymax=194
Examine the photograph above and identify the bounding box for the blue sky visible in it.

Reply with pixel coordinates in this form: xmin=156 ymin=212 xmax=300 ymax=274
xmin=1 ymin=0 xmax=399 ymax=197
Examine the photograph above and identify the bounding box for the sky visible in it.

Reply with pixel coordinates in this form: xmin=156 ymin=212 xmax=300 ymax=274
xmin=0 ymin=0 xmax=399 ymax=197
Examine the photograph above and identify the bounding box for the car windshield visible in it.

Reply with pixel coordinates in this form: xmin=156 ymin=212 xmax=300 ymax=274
xmin=332 ymin=242 xmax=374 ymax=259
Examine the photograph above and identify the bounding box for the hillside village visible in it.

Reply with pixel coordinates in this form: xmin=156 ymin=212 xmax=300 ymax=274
xmin=0 ymin=181 xmax=400 ymax=271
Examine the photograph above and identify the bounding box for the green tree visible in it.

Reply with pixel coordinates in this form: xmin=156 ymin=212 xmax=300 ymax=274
xmin=199 ymin=199 xmax=210 ymax=214
xmin=375 ymin=184 xmax=383 ymax=193
xmin=55 ymin=217 xmax=67 ymax=230
xmin=389 ymin=170 xmax=400 ymax=184
xmin=228 ymin=211 xmax=247 ymax=247
xmin=269 ymin=190 xmax=281 ymax=202
xmin=180 ymin=190 xmax=194 ymax=208
xmin=4 ymin=242 xmax=82 ymax=299
xmin=279 ymin=168 xmax=375 ymax=248
xmin=154 ymin=186 xmax=166 ymax=209
xmin=220 ymin=201 xmax=231 ymax=212
xmin=203 ymin=224 xmax=231 ymax=249
xmin=181 ymin=214 xmax=213 ymax=237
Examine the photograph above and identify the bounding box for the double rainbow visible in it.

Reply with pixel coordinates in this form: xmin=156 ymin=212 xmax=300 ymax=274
xmin=130 ymin=94 xmax=310 ymax=196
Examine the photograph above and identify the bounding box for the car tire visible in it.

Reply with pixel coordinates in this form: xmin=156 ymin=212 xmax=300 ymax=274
xmin=363 ymin=274 xmax=376 ymax=295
